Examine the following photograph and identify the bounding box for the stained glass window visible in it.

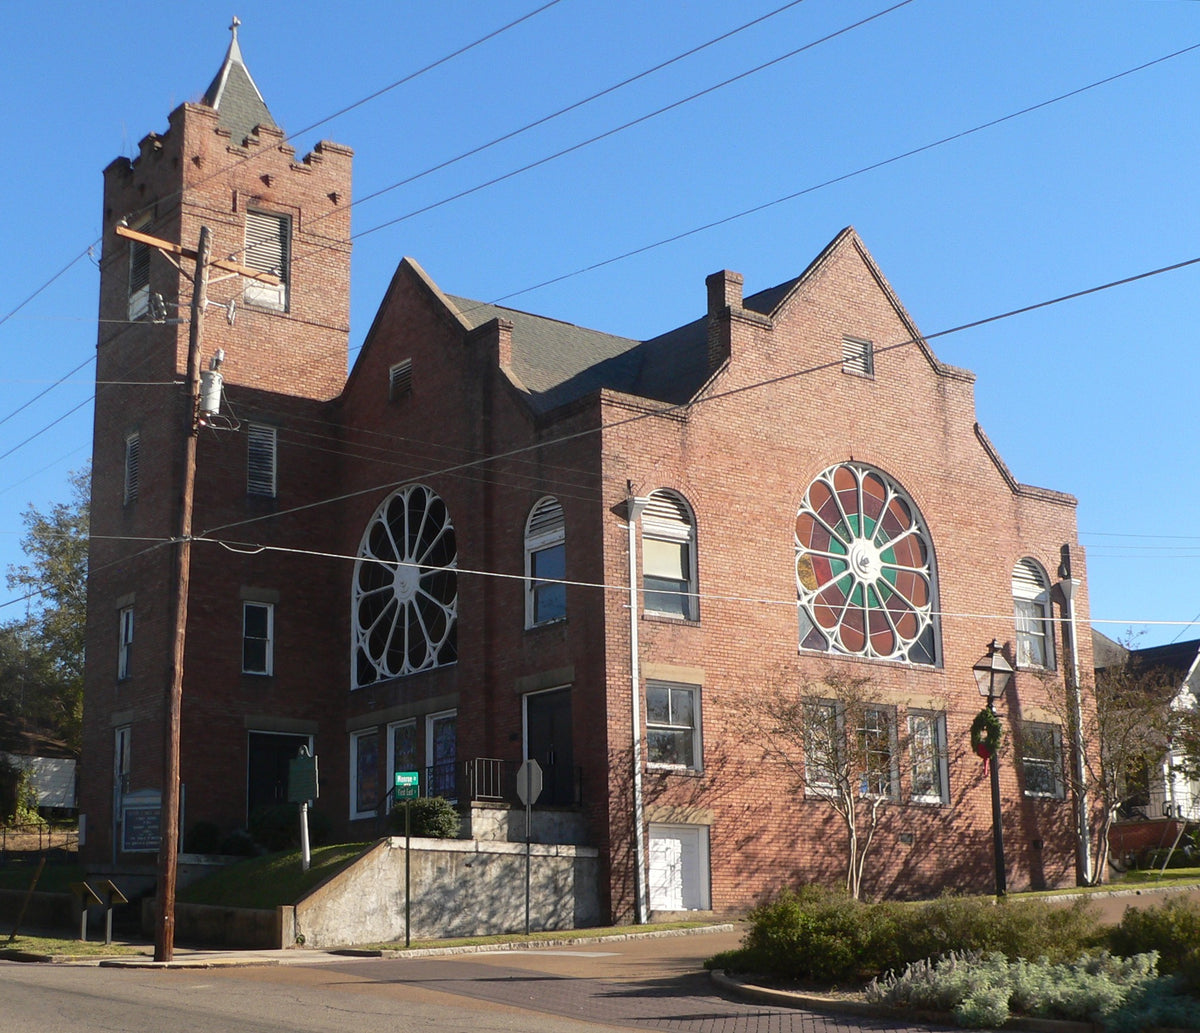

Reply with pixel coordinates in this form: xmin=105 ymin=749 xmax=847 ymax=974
xmin=795 ymin=463 xmax=938 ymax=664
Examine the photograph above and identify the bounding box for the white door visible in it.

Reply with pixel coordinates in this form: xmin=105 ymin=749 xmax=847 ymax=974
xmin=648 ymin=825 xmax=709 ymax=911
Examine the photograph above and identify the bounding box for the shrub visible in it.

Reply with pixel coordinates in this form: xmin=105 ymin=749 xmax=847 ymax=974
xmin=248 ymin=804 xmax=333 ymax=852
xmin=902 ymin=893 xmax=1101 ymax=964
xmin=868 ymin=950 xmax=1161 ymax=1028
xmin=219 ymin=829 xmax=257 ymax=856
xmin=1109 ymin=895 xmax=1200 ymax=987
xmin=1105 ymin=975 xmax=1200 ymax=1032
xmin=726 ymin=887 xmax=1104 ymax=985
xmin=736 ymin=885 xmax=906 ymax=982
xmin=388 ymin=796 xmax=460 ymax=839
xmin=183 ymin=820 xmax=222 ymax=854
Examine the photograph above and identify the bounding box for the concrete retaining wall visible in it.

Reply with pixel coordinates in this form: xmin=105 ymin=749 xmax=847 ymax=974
xmin=292 ymin=836 xmax=600 ymax=948
xmin=134 ymin=836 xmax=600 ymax=949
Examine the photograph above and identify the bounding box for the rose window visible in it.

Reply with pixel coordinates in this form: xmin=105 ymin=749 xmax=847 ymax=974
xmin=794 ymin=463 xmax=938 ymax=664
xmin=353 ymin=485 xmax=457 ymax=687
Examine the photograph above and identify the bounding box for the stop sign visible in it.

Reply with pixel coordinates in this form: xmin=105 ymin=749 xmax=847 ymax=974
xmin=516 ymin=758 xmax=543 ymax=806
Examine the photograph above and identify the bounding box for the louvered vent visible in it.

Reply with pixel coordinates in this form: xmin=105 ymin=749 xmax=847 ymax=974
xmin=389 ymin=359 xmax=413 ymax=401
xmin=247 ymin=424 xmax=277 ymax=498
xmin=1012 ymin=558 xmax=1047 ymax=596
xmin=842 ymin=336 xmax=874 ymax=377
xmin=527 ymin=498 xmax=564 ymax=538
xmin=123 ymin=433 xmax=140 ymax=505
xmin=643 ymin=491 xmax=690 ymax=532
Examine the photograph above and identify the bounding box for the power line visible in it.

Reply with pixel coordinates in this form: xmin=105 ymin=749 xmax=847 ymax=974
xmin=347 ymin=2 xmax=915 ymax=244
xmin=202 ymin=247 xmax=1200 ymax=539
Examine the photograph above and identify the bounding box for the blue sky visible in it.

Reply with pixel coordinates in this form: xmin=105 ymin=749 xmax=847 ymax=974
xmin=1 ymin=0 xmax=1198 ymax=647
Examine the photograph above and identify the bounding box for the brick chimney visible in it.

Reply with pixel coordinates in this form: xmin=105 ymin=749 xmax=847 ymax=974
xmin=706 ymin=269 xmax=743 ymax=372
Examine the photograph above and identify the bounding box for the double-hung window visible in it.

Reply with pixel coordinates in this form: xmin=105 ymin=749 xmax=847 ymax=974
xmin=1021 ymin=721 xmax=1064 ymax=798
xmin=858 ymin=706 xmax=898 ymax=798
xmin=242 ymin=601 xmax=274 ymax=675
xmin=117 ymin=606 xmax=134 ymax=681
xmin=642 ymin=490 xmax=697 ymax=620
xmin=243 ymin=211 xmax=290 ymax=310
xmin=908 ymin=710 xmax=949 ymax=804
xmin=525 ymin=497 xmax=566 ymax=627
xmin=646 ymin=682 xmax=701 ymax=770
xmin=247 ymin=424 xmax=277 ymax=498
xmin=1013 ymin=558 xmax=1055 ymax=669
xmin=804 ymin=699 xmax=841 ymax=793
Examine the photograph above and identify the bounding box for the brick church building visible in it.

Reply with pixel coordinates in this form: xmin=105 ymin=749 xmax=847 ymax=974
xmin=80 ymin=28 xmax=1099 ymax=921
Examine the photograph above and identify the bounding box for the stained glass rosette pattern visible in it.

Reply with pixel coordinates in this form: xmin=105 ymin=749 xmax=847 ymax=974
xmin=794 ymin=463 xmax=938 ymax=664
xmin=353 ymin=485 xmax=458 ymax=687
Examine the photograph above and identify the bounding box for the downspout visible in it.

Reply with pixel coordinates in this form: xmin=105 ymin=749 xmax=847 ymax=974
xmin=1058 ymin=577 xmax=1092 ymax=884
xmin=626 ymin=494 xmax=649 ymax=922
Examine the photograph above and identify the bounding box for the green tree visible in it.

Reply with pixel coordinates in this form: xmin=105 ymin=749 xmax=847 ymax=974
xmin=3 ymin=467 xmax=89 ymax=755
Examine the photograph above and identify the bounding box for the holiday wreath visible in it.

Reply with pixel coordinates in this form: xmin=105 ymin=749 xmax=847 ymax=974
xmin=970 ymin=707 xmax=1002 ymax=759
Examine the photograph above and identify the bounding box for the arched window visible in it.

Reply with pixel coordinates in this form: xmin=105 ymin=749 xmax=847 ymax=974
xmin=794 ymin=462 xmax=938 ymax=664
xmin=642 ymin=490 xmax=698 ymax=620
xmin=525 ymin=497 xmax=566 ymax=627
xmin=1012 ymin=558 xmax=1054 ymax=669
xmin=352 ymin=485 xmax=457 ymax=688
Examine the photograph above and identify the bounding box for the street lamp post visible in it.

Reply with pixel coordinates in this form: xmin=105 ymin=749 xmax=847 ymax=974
xmin=973 ymin=640 xmax=1014 ymax=899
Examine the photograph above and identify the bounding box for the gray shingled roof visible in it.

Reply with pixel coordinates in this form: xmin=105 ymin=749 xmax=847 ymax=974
xmin=202 ymin=20 xmax=276 ymax=145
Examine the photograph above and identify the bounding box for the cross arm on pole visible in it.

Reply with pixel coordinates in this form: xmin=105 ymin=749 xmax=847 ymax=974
xmin=115 ymin=224 xmax=280 ymax=285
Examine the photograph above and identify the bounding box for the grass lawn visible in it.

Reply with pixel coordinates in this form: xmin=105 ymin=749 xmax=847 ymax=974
xmin=176 ymin=843 xmax=371 ymax=908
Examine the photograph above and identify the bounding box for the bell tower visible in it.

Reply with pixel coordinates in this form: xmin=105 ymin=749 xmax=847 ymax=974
xmin=80 ymin=21 xmax=353 ymax=865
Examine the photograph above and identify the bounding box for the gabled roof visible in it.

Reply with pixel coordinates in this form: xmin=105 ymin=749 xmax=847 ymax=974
xmin=202 ymin=18 xmax=276 ymax=145
xmin=1131 ymin=639 xmax=1200 ymax=679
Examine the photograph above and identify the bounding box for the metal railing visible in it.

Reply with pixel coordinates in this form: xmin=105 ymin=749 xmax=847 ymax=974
xmin=0 ymin=822 xmax=80 ymax=865
xmin=462 ymin=758 xmax=582 ymax=807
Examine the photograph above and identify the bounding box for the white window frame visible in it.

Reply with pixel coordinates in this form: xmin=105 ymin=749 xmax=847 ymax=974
xmin=117 ymin=606 xmax=134 ymax=681
xmin=241 ymin=601 xmax=274 ymax=676
xmin=908 ymin=710 xmax=949 ymax=804
xmin=842 ymin=335 xmax=874 ymax=377
xmin=1013 ymin=558 xmax=1055 ymax=669
xmin=247 ymin=424 xmax=277 ymax=498
xmin=349 ymin=727 xmax=380 ymax=821
xmin=525 ymin=497 xmax=566 ymax=628
xmin=1021 ymin=721 xmax=1064 ymax=799
xmin=646 ymin=681 xmax=702 ymax=771
xmin=426 ymin=709 xmax=457 ymax=801
xmin=642 ymin=490 xmax=698 ymax=621
xmin=803 ymin=699 xmax=841 ymax=795
xmin=243 ymin=210 xmax=290 ymax=310
xmin=123 ymin=431 xmax=140 ymax=505
xmin=858 ymin=705 xmax=899 ymax=800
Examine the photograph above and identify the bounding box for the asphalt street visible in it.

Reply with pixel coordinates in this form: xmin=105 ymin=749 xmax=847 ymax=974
xmin=2 ymin=928 xmax=965 ymax=1033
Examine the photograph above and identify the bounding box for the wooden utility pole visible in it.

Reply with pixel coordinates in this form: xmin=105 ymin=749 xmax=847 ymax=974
xmin=112 ymin=222 xmax=277 ymax=962
xmin=153 ymin=225 xmax=211 ymax=963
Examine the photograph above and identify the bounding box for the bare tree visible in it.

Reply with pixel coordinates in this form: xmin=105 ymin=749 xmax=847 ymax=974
xmin=1041 ymin=651 xmax=1177 ymax=880
xmin=738 ymin=669 xmax=914 ymax=899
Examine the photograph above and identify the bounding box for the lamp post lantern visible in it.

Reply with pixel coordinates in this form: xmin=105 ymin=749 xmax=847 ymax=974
xmin=973 ymin=640 xmax=1014 ymax=898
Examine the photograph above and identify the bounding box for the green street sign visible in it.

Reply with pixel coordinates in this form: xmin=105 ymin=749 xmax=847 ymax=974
xmin=394 ymin=770 xmax=419 ymax=801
